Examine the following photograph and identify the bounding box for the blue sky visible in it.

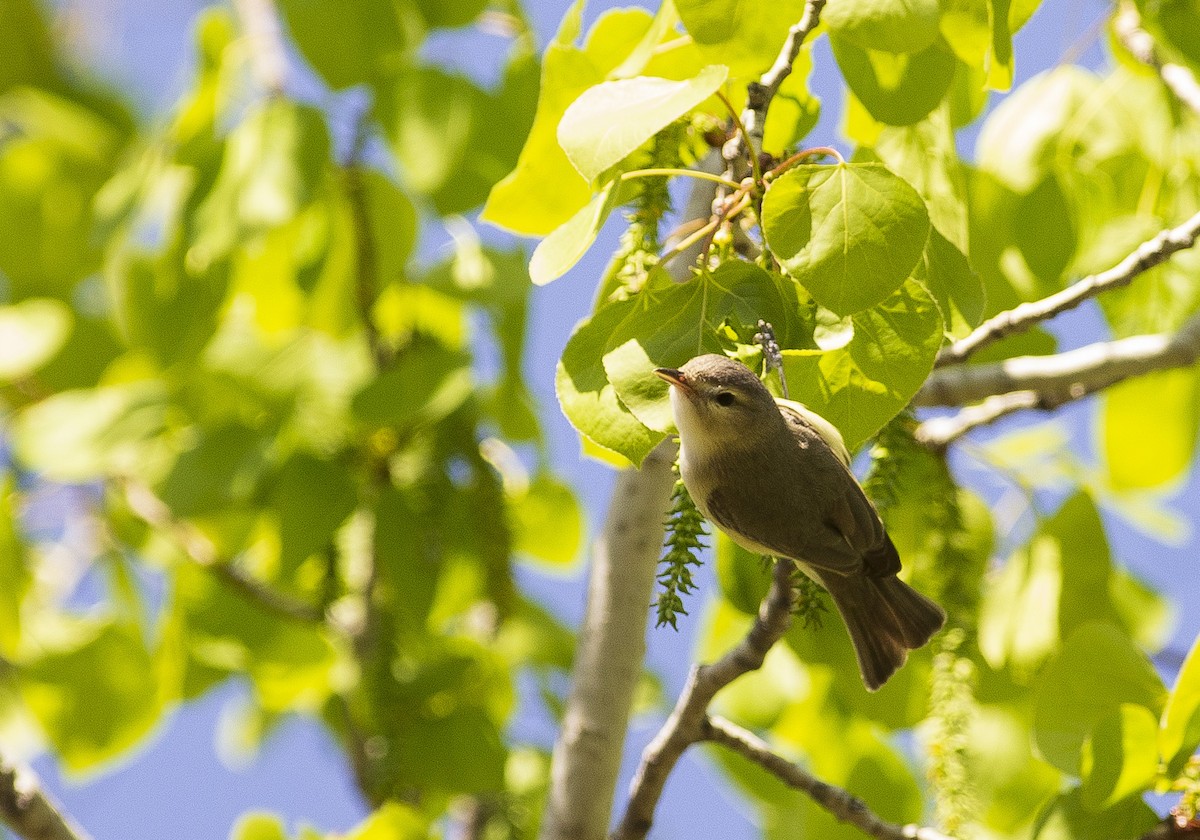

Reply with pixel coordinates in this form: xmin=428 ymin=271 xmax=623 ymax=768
xmin=26 ymin=0 xmax=1200 ymax=838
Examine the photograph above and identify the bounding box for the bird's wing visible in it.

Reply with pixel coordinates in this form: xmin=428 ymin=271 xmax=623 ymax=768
xmin=702 ymin=484 xmax=865 ymax=574
xmin=776 ymin=399 xmax=852 ymax=467
xmin=775 ymin=400 xmax=899 ymax=577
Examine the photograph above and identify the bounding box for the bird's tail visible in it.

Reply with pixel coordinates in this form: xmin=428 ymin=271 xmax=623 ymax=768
xmin=816 ymin=571 xmax=946 ymax=691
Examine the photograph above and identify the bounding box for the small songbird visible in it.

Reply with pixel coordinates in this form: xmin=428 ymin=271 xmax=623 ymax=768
xmin=654 ymin=354 xmax=945 ymax=691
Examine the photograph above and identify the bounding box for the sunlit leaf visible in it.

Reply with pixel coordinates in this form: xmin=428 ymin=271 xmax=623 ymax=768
xmin=555 ymin=297 xmax=662 ymax=466
xmin=823 ymin=0 xmax=941 ymax=54
xmin=18 ymin=620 xmax=159 ymax=774
xmin=1160 ymin=632 xmax=1200 ymax=777
xmin=831 ymin=36 xmax=957 ymax=127
xmin=0 ymin=299 xmax=71 ymax=381
xmin=602 ymin=262 xmax=803 ymax=434
xmin=762 ymin=163 xmax=930 ymax=315
xmin=781 ymin=278 xmax=943 ymax=451
xmin=1033 ymin=622 xmax=1166 ymax=775
xmin=558 ymin=65 xmax=727 ymax=181
xmin=1079 ymin=703 xmax=1159 ymax=811
xmin=529 ymin=181 xmax=620 ymax=285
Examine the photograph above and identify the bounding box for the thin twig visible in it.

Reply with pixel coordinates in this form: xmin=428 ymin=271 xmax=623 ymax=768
xmin=0 ymin=752 xmax=92 ymax=840
xmin=344 ymin=113 xmax=389 ymax=369
xmin=231 ymin=0 xmax=287 ymax=96
xmin=612 ymin=559 xmax=796 ymax=840
xmin=935 ymin=209 xmax=1200 ymax=368
xmin=121 ymin=480 xmax=332 ymax=627
xmin=730 ymin=0 xmax=828 ymax=169
xmin=702 ymin=716 xmax=957 ymax=840
xmin=917 ymin=309 xmax=1200 ymax=408
xmin=1114 ymin=2 xmax=1200 ymax=117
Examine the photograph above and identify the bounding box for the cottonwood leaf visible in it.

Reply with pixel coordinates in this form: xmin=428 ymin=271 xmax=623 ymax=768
xmin=558 ymin=65 xmax=727 ymax=182
xmin=762 ymin=163 xmax=930 ymax=315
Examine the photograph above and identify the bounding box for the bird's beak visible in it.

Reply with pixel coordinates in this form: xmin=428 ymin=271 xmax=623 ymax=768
xmin=654 ymin=368 xmax=692 ymax=393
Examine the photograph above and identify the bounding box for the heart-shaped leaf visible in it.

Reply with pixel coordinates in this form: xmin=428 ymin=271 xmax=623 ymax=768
xmin=559 ymin=65 xmax=728 ymax=182
xmin=762 ymin=162 xmax=930 ymax=315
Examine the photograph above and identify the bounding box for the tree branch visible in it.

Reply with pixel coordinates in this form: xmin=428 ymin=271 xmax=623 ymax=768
xmin=231 ymin=0 xmax=287 ymax=97
xmin=0 ymin=752 xmax=91 ymax=840
xmin=935 ymin=209 xmax=1200 ymax=368
xmin=734 ymin=0 xmax=828 ymax=163
xmin=1114 ymin=2 xmax=1200 ymax=118
xmin=120 ymin=480 xmax=332 ymax=627
xmin=540 ymin=440 xmax=678 ymax=840
xmin=540 ymin=153 xmax=724 ymax=840
xmin=344 ymin=116 xmax=390 ymax=369
xmin=612 ymin=559 xmax=796 ymax=840
xmin=914 ymin=392 xmax=1043 ymax=448
xmin=702 ymin=716 xmax=957 ymax=840
xmin=916 ymin=309 xmax=1200 ymax=409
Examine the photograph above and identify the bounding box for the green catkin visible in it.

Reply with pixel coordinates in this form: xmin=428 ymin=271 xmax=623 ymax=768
xmin=1173 ymin=756 xmax=1200 ymax=827
xmin=655 ymin=464 xmax=708 ymax=630
xmin=866 ymin=415 xmax=983 ymax=837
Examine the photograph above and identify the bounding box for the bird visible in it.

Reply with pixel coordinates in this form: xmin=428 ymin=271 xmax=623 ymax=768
xmin=654 ymin=353 xmax=945 ymax=691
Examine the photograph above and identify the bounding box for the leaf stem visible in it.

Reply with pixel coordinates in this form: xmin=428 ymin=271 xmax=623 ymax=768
xmin=715 ymin=90 xmax=763 ymax=185
xmin=620 ymin=167 xmax=742 ymax=191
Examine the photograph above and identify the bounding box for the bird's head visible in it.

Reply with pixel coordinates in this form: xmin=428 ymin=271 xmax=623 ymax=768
xmin=654 ymin=354 xmax=782 ymax=448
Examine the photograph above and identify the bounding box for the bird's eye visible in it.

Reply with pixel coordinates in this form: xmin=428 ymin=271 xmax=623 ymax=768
xmin=715 ymin=391 xmax=736 ymax=407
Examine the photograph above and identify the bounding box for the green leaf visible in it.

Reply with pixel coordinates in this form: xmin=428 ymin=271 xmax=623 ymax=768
xmin=781 ymin=277 xmax=943 ymax=451
xmin=602 ymin=262 xmax=803 ymax=434
xmin=483 ymin=6 xmax=663 ymax=235
xmin=823 ymin=0 xmax=942 ymax=53
xmin=870 ymin=103 xmax=969 ymax=250
xmin=377 ymin=56 xmax=537 ymax=215
xmin=762 ymin=163 xmax=930 ymax=315
xmin=268 ymin=452 xmax=358 ymax=578
xmin=1102 ymin=368 xmax=1200 ymax=491
xmin=916 ymin=228 xmax=984 ymax=338
xmin=229 ymin=813 xmax=289 ymax=840
xmin=277 ymin=0 xmax=421 ymax=89
xmin=977 ymin=66 xmax=1131 ymax=193
xmin=1160 ymin=632 xmax=1200 ymax=777
xmin=510 ymin=474 xmax=582 ymax=568
xmin=675 ymin=0 xmax=811 ymax=79
xmin=12 ymin=382 xmax=170 ymax=482
xmin=715 ymin=532 xmax=771 ymax=615
xmin=360 ymin=170 xmax=417 ymax=287
xmin=979 ymin=491 xmax=1169 ymax=679
xmin=18 ymin=620 xmax=159 ymax=774
xmin=170 ymin=562 xmax=337 ymax=712
xmin=555 ymin=297 xmax=662 ymax=466
xmin=414 ymin=0 xmax=485 ymax=28
xmin=346 ymin=802 xmax=431 ymax=840
xmin=1031 ymin=787 xmax=1159 ymax=840
xmin=1133 ymin=0 xmax=1200 ymax=71
xmin=351 ymin=345 xmax=472 ymax=429
xmin=558 ymin=65 xmax=727 ymax=182
xmin=157 ymin=423 xmax=269 ymax=518
xmin=1033 ymin=622 xmax=1166 ymax=776
xmin=1012 ymin=174 xmax=1076 ymax=286
xmin=0 ymin=299 xmax=71 ymax=381
xmin=831 ymin=36 xmax=957 ymax=126
xmin=529 ymin=181 xmax=620 ymax=286
xmin=1079 ymin=703 xmax=1159 ymax=811
xmin=0 ymin=476 xmax=30 ymax=659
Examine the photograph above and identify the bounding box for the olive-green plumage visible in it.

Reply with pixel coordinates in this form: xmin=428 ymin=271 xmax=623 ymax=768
xmin=655 ymin=354 xmax=944 ymax=690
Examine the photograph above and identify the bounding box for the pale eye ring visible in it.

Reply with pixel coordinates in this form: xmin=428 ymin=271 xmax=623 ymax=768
xmin=715 ymin=391 xmax=736 ymax=407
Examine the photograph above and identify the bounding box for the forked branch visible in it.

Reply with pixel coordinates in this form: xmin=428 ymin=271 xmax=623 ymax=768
xmin=703 ymin=716 xmax=957 ymax=840
xmin=613 ymin=559 xmax=796 ymax=840
xmin=935 ymin=209 xmax=1200 ymax=368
